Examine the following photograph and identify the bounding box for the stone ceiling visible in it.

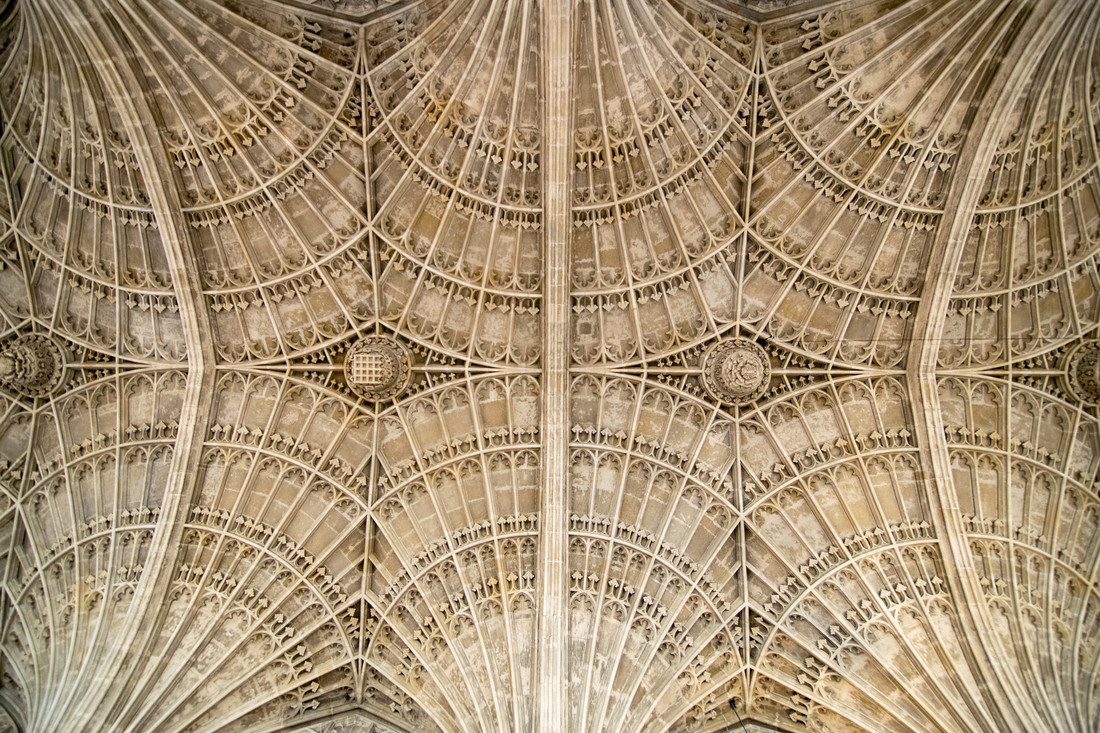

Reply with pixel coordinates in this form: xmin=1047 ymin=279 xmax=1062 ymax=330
xmin=0 ymin=0 xmax=1099 ymax=731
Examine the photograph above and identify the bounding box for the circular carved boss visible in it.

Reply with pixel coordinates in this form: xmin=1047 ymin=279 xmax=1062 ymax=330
xmin=1065 ymin=340 xmax=1100 ymax=406
xmin=700 ymin=338 xmax=771 ymax=406
xmin=343 ymin=336 xmax=413 ymax=401
xmin=0 ymin=334 xmax=68 ymax=399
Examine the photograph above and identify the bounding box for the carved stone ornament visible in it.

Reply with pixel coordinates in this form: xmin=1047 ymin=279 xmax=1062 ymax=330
xmin=0 ymin=334 xmax=67 ymax=399
xmin=700 ymin=338 xmax=771 ymax=405
xmin=1064 ymin=340 xmax=1100 ymax=405
xmin=343 ymin=336 xmax=413 ymax=401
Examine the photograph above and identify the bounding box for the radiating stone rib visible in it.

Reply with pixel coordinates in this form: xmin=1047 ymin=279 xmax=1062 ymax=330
xmin=907 ymin=1 xmax=1086 ymax=731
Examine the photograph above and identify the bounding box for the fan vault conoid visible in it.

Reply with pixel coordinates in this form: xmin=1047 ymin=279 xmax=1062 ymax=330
xmin=0 ymin=0 xmax=1099 ymax=731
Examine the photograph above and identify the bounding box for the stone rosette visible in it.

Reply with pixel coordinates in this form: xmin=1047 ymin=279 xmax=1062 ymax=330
xmin=343 ymin=336 xmax=413 ymax=401
xmin=0 ymin=334 xmax=68 ymax=399
xmin=700 ymin=338 xmax=771 ymax=406
xmin=1064 ymin=340 xmax=1100 ymax=405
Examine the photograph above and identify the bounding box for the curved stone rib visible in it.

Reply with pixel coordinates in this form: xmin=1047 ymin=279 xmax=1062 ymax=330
xmin=26 ymin=0 xmax=217 ymax=728
xmin=907 ymin=1 xmax=1086 ymax=731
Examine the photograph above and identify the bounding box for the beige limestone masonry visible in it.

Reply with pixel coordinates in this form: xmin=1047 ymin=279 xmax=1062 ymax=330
xmin=0 ymin=0 xmax=1099 ymax=731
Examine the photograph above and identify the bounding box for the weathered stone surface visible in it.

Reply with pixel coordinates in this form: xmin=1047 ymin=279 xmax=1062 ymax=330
xmin=700 ymin=338 xmax=771 ymax=405
xmin=343 ymin=336 xmax=413 ymax=401
xmin=0 ymin=334 xmax=66 ymax=398
xmin=0 ymin=0 xmax=1098 ymax=731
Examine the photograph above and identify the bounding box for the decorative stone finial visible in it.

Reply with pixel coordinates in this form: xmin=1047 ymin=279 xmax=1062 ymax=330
xmin=700 ymin=338 xmax=771 ymax=406
xmin=1065 ymin=341 xmax=1100 ymax=405
xmin=0 ymin=334 xmax=67 ymax=398
xmin=343 ymin=336 xmax=413 ymax=401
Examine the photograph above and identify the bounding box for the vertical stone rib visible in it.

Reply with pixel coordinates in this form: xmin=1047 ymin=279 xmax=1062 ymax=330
xmin=538 ymin=0 xmax=573 ymax=729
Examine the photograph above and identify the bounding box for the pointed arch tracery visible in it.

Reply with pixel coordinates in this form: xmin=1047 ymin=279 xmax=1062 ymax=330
xmin=0 ymin=0 xmax=1100 ymax=731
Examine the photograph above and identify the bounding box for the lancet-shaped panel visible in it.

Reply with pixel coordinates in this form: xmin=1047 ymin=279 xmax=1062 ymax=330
xmin=747 ymin=0 xmax=1034 ymax=367
xmin=195 ymin=372 xmax=372 ymax=599
xmin=0 ymin=2 xmax=187 ymax=361
xmin=365 ymin=373 xmax=542 ymax=731
xmin=0 ymin=360 xmax=433 ymax=732
xmin=732 ymin=377 xmax=1006 ymax=731
xmin=104 ymin=0 xmax=371 ymax=362
xmin=944 ymin=0 xmax=1100 ymax=366
xmin=566 ymin=375 xmax=741 ymax=732
xmin=0 ymin=370 xmax=184 ymax=729
xmin=365 ymin=0 xmax=543 ymax=366
xmin=940 ymin=375 xmax=1100 ymax=730
xmin=569 ymin=0 xmax=753 ymax=366
xmin=746 ymin=544 xmax=997 ymax=733
xmin=3 ymin=1 xmax=1100 ymax=731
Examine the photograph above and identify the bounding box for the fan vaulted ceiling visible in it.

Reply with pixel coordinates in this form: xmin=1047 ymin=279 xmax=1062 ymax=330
xmin=0 ymin=0 xmax=1099 ymax=730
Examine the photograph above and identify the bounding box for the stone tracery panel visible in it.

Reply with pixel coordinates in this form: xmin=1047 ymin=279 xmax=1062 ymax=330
xmin=362 ymin=371 xmax=542 ymax=730
xmin=3 ymin=0 xmax=1100 ymax=730
xmin=0 ymin=369 xmax=185 ymax=729
xmin=567 ymin=374 xmax=740 ymax=731
xmin=940 ymin=374 xmax=1100 ymax=730
xmin=941 ymin=0 xmax=1100 ymax=367
xmin=146 ymin=1 xmax=371 ymax=362
xmin=747 ymin=544 xmax=994 ymax=733
xmin=732 ymin=377 xmax=1004 ymax=731
xmin=367 ymin=535 xmax=539 ymax=732
xmin=569 ymin=0 xmax=751 ymax=367
xmin=746 ymin=0 xmax=1034 ymax=368
xmin=365 ymin=0 xmax=544 ymax=367
xmin=0 ymin=2 xmax=187 ymax=361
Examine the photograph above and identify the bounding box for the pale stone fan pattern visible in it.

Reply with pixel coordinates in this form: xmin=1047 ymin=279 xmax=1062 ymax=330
xmin=0 ymin=0 xmax=1099 ymax=732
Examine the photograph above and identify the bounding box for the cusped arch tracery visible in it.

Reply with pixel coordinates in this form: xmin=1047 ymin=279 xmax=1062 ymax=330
xmin=366 ymin=533 xmax=540 ymax=732
xmin=4 ymin=0 xmax=1100 ymax=731
xmin=748 ymin=551 xmax=987 ymax=733
xmin=942 ymin=0 xmax=1100 ymax=367
xmin=0 ymin=1 xmax=188 ymax=362
xmin=364 ymin=0 xmax=544 ymax=367
xmin=566 ymin=533 xmax=741 ymax=733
